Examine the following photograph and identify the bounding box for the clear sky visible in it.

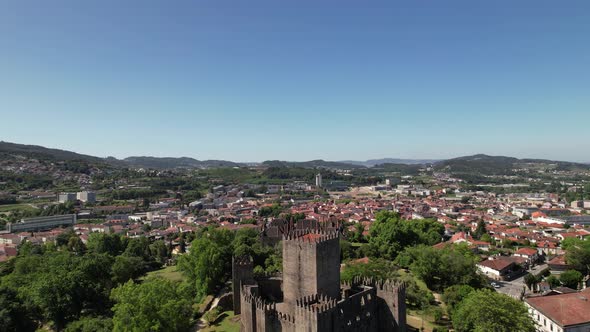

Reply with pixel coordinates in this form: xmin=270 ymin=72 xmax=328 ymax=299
xmin=1 ymin=1 xmax=589 ymax=162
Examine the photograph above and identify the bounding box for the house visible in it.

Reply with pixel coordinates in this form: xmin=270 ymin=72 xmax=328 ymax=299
xmin=525 ymin=288 xmax=590 ymax=332
xmin=477 ymin=256 xmax=524 ymax=281
xmin=514 ymin=247 xmax=540 ymax=264
xmin=548 ymin=255 xmax=570 ymax=273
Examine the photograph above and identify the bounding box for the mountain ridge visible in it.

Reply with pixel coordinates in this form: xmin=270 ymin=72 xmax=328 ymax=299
xmin=1 ymin=141 xmax=588 ymax=171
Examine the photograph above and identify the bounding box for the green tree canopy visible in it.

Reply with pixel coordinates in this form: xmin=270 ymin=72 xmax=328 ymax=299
xmin=111 ymin=279 xmax=192 ymax=332
xmin=177 ymin=228 xmax=234 ymax=300
xmin=453 ymin=289 xmax=535 ymax=332
xmin=86 ymin=233 xmax=126 ymax=256
xmin=443 ymin=284 xmax=474 ymax=312
xmin=396 ymin=244 xmax=486 ymax=291
xmin=368 ymin=211 xmax=444 ymax=260
xmin=562 ymin=238 xmax=590 ymax=274
xmin=64 ymin=316 xmax=113 ymax=332
xmin=560 ymin=269 xmax=583 ymax=289
xmin=341 ymin=258 xmax=398 ymax=282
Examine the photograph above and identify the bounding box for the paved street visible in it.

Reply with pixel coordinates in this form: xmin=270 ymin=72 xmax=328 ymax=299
xmin=493 ymin=264 xmax=548 ymax=299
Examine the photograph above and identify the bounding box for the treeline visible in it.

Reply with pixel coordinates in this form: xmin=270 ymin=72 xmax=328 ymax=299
xmin=0 ymin=226 xmax=281 ymax=330
xmin=0 ymin=171 xmax=54 ymax=191
xmin=0 ymin=232 xmax=178 ymax=331
xmin=108 ymin=189 xmax=167 ymax=201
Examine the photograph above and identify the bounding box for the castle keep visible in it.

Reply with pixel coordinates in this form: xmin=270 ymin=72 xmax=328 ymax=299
xmin=233 ymin=230 xmax=406 ymax=332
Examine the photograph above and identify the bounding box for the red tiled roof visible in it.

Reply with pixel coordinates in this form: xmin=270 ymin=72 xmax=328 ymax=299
xmin=548 ymin=255 xmax=568 ymax=266
xmin=515 ymin=247 xmax=538 ymax=256
xmin=477 ymin=258 xmax=514 ymax=271
xmin=526 ymin=289 xmax=590 ymax=327
xmin=301 ymin=233 xmax=322 ymax=241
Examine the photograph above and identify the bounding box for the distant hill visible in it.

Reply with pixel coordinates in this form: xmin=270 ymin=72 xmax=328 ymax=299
xmin=0 ymin=141 xmax=108 ymax=165
xmin=340 ymin=158 xmax=439 ymax=167
xmin=370 ymin=163 xmax=424 ymax=175
xmin=123 ymin=156 xmax=242 ymax=169
xmin=261 ymin=159 xmax=365 ymax=169
xmin=2 ymin=142 xmax=587 ymax=174
xmin=0 ymin=141 xmax=241 ymax=170
xmin=435 ymin=154 xmax=590 ymax=175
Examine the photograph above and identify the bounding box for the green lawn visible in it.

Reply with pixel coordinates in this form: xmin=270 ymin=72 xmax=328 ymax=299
xmin=201 ymin=311 xmax=240 ymax=332
xmin=142 ymin=265 xmax=184 ymax=283
xmin=0 ymin=203 xmax=38 ymax=213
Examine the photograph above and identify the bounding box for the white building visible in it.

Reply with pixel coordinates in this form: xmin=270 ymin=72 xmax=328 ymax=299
xmin=58 ymin=192 xmax=77 ymax=203
xmin=525 ymin=289 xmax=590 ymax=332
xmin=77 ymin=191 xmax=96 ymax=203
xmin=315 ymin=173 xmax=322 ymax=188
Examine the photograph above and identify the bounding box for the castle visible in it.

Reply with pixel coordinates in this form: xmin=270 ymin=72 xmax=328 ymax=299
xmin=233 ymin=230 xmax=406 ymax=332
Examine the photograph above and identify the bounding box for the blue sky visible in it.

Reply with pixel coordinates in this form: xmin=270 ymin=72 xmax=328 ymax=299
xmin=1 ymin=1 xmax=589 ymax=162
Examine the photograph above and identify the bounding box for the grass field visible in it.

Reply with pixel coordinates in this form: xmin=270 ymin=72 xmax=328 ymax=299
xmin=142 ymin=265 xmax=185 ymax=283
xmin=201 ymin=311 xmax=240 ymax=332
xmin=398 ymin=270 xmax=450 ymax=332
xmin=0 ymin=203 xmax=38 ymax=213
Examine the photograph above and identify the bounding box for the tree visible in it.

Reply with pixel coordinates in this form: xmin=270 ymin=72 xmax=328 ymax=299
xmin=560 ymin=270 xmax=583 ymax=289
xmin=443 ymin=285 xmax=474 ymax=312
xmin=453 ymin=289 xmax=535 ymax=332
xmin=149 ymin=240 xmax=169 ymax=265
xmin=473 ymin=221 xmax=487 ymax=240
xmin=480 ymin=233 xmax=492 ymax=244
xmin=562 ymin=238 xmax=590 ymax=274
xmin=123 ymin=236 xmax=151 ymax=261
xmin=177 ymin=229 xmax=234 ymax=300
xmin=86 ymin=233 xmax=125 ymax=256
xmin=64 ymin=316 xmax=113 ymax=332
xmin=396 ymin=244 xmax=487 ymax=291
xmin=111 ymin=279 xmax=192 ymax=332
xmin=524 ymin=273 xmax=539 ymax=291
xmin=546 ymin=275 xmax=560 ymax=289
xmin=0 ymin=285 xmax=37 ymax=332
xmin=349 ymin=223 xmax=365 ymax=243
xmin=341 ymin=258 xmax=398 ymax=282
xmin=67 ymin=236 xmax=87 ymax=255
xmin=111 ymin=255 xmax=146 ymax=284
xmin=369 ymin=212 xmax=444 ymax=260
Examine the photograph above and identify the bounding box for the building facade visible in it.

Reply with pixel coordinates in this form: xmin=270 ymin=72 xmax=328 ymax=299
xmin=7 ymin=214 xmax=76 ymax=233
xmin=315 ymin=173 xmax=322 ymax=188
xmin=77 ymin=191 xmax=96 ymax=203
xmin=58 ymin=192 xmax=77 ymax=203
xmin=525 ymin=289 xmax=590 ymax=332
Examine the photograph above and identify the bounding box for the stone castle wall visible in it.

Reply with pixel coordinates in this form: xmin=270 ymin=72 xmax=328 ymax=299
xmin=239 ymin=279 xmax=406 ymax=332
xmin=282 ymin=230 xmax=340 ymax=311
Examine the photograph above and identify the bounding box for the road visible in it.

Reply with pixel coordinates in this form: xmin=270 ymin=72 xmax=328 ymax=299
xmin=493 ymin=264 xmax=548 ymax=299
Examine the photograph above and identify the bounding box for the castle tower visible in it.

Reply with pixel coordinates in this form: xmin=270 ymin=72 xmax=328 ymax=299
xmin=282 ymin=231 xmax=340 ymax=312
xmin=232 ymin=256 xmax=254 ymax=314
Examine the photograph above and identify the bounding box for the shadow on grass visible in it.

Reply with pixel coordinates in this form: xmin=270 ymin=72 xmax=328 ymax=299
xmin=211 ymin=313 xmax=229 ymax=326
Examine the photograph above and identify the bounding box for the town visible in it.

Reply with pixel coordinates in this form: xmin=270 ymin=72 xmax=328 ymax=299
xmin=2 ymin=2 xmax=589 ymax=331
xmin=1 ymin=143 xmax=589 ymax=331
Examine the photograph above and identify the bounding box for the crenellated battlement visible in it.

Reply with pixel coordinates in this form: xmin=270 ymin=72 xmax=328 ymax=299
xmin=277 ymin=311 xmax=295 ymax=324
xmin=255 ymin=298 xmax=276 ymax=312
xmin=282 ymin=229 xmax=339 ymax=243
xmin=346 ymin=276 xmax=406 ymax=292
xmin=294 ymin=293 xmax=339 ymax=314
